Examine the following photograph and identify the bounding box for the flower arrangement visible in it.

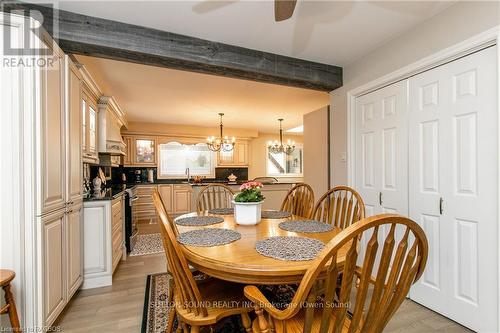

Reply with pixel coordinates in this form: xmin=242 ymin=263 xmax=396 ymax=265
xmin=234 ymin=181 xmax=265 ymax=203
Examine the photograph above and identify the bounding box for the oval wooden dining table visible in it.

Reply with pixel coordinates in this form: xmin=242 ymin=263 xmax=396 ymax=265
xmin=174 ymin=211 xmax=347 ymax=285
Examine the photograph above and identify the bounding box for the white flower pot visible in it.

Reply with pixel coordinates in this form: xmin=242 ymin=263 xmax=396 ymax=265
xmin=232 ymin=200 xmax=263 ymax=225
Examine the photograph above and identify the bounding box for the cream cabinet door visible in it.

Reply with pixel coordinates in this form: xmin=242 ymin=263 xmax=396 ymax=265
xmin=66 ymin=203 xmax=83 ymax=298
xmin=41 ymin=47 xmax=66 ymax=214
xmin=173 ymin=186 xmax=192 ymax=214
xmin=65 ymin=56 xmax=83 ymax=203
xmin=218 ymin=141 xmax=249 ymax=166
xmin=88 ymin=105 xmax=98 ymax=156
xmin=158 ymin=185 xmax=173 ymax=213
xmin=123 ymin=136 xmax=132 ymax=166
xmin=42 ymin=210 xmax=66 ymax=326
xmin=234 ymin=142 xmax=249 ymax=165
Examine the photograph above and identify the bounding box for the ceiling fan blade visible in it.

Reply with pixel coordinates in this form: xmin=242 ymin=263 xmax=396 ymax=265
xmin=275 ymin=0 xmax=297 ymax=21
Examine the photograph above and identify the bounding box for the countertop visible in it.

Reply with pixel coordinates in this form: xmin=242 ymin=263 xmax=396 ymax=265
xmin=124 ymin=180 xmax=298 ymax=186
xmin=83 ymin=180 xmax=297 ymax=201
xmin=83 ymin=184 xmax=136 ymax=201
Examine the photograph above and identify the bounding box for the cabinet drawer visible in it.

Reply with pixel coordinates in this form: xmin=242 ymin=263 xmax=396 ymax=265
xmin=173 ymin=184 xmax=192 ymax=191
xmin=136 ymin=185 xmax=156 ymax=193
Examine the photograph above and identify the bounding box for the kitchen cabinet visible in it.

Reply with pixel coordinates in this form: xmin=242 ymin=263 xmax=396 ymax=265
xmin=40 ymin=45 xmax=66 ymax=214
xmin=142 ymin=184 xmax=192 ymax=217
xmin=66 ymin=203 xmax=83 ymax=298
xmin=82 ymin=195 xmax=125 ymax=289
xmin=111 ymin=197 xmax=124 ymax=272
xmin=80 ymin=66 xmax=102 ymax=164
xmin=173 ymin=185 xmax=193 ymax=215
xmin=123 ymin=136 xmax=132 ymax=166
xmin=158 ymin=184 xmax=173 ymax=212
xmin=40 ymin=53 xmax=85 ymax=326
xmin=4 ymin=15 xmax=84 ymax=330
xmin=135 ymin=185 xmax=158 ymax=223
xmin=42 ymin=210 xmax=66 ymax=326
xmin=66 ymin=58 xmax=83 ymax=204
xmin=122 ymin=136 xmax=157 ymax=167
xmin=217 ymin=140 xmax=249 ymax=166
xmin=135 ymin=137 xmax=157 ymax=165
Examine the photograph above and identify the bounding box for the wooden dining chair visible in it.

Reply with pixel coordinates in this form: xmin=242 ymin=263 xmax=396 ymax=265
xmin=196 ymin=184 xmax=235 ymax=214
xmin=280 ymin=183 xmax=315 ymax=218
xmin=312 ymin=186 xmax=366 ymax=229
xmin=245 ymin=214 xmax=429 ymax=333
xmin=153 ymin=190 xmax=253 ymax=333
xmin=1 ymin=270 xmax=21 ymax=332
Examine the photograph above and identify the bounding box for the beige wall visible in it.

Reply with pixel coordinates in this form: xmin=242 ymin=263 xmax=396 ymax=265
xmin=304 ymin=106 xmax=329 ymax=197
xmin=248 ymin=133 xmax=303 ymax=182
xmin=124 ymin=121 xmax=305 ymax=181
xmin=124 ymin=121 xmax=259 ymax=138
xmin=330 ymin=1 xmax=500 ymax=185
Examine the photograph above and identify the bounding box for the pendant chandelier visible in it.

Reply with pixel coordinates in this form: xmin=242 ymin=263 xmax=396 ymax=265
xmin=268 ymin=118 xmax=295 ymax=155
xmin=207 ymin=113 xmax=236 ymax=152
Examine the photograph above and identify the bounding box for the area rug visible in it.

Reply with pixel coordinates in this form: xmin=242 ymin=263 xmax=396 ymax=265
xmin=141 ymin=273 xmax=247 ymax=333
xmin=130 ymin=233 xmax=165 ymax=257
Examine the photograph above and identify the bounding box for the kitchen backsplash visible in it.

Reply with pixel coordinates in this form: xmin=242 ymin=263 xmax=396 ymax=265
xmin=106 ymin=166 xmax=248 ymax=184
xmin=215 ymin=167 xmax=248 ymax=181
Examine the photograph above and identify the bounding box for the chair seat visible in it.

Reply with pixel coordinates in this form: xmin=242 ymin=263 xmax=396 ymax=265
xmin=175 ymin=277 xmax=252 ymax=326
xmin=252 ymin=307 xmax=353 ymax=333
xmin=0 ymin=270 xmax=15 ymax=287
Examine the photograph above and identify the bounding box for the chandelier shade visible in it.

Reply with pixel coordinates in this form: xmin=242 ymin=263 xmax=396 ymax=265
xmin=207 ymin=113 xmax=236 ymax=152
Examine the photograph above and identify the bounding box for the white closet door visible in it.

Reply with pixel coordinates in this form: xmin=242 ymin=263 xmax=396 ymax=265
xmin=355 ymin=80 xmax=408 ymax=217
xmin=409 ymin=46 xmax=498 ymax=332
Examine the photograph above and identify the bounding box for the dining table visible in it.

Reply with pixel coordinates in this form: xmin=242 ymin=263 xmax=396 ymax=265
xmin=174 ymin=211 xmax=348 ymax=285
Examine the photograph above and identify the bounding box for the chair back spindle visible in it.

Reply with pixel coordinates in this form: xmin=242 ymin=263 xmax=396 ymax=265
xmin=312 ymin=186 xmax=365 ymax=229
xmin=280 ymin=183 xmax=315 ymax=218
xmin=245 ymin=214 xmax=428 ymax=333
xmin=196 ymin=184 xmax=235 ymax=213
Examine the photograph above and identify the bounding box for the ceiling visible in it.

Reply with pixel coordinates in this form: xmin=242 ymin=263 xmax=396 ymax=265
xmin=57 ymin=1 xmax=455 ymax=131
xmin=76 ymin=55 xmax=329 ymax=132
xmin=45 ymin=0 xmax=454 ymax=66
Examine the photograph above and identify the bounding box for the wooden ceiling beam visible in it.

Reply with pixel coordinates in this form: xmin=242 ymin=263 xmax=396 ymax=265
xmin=5 ymin=3 xmax=342 ymax=91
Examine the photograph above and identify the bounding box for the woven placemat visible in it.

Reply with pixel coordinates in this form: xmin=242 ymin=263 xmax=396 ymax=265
xmin=177 ymin=228 xmax=241 ymax=247
xmin=175 ymin=216 xmax=224 ymax=226
xmin=279 ymin=220 xmax=333 ymax=233
xmin=261 ymin=210 xmax=292 ymax=219
xmin=255 ymin=236 xmax=324 ymax=261
xmin=208 ymin=207 xmax=234 ymax=215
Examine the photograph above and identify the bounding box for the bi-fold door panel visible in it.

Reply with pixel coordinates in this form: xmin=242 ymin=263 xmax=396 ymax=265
xmin=355 ymin=80 xmax=409 ymax=217
xmin=355 ymin=80 xmax=409 ymax=268
xmin=409 ymin=46 xmax=498 ymax=332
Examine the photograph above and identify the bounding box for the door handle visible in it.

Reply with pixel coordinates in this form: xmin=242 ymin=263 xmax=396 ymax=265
xmin=439 ymin=197 xmax=444 ymax=215
xmin=379 ymin=192 xmax=383 ymax=206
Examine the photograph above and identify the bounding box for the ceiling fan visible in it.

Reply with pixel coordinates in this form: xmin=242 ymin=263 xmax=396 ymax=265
xmin=274 ymin=0 xmax=297 ymax=21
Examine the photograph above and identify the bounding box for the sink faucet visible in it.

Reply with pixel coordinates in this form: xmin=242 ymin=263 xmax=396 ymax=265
xmin=185 ymin=167 xmax=191 ymax=184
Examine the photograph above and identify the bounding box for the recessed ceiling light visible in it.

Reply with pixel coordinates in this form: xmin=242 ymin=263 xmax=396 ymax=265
xmin=286 ymin=125 xmax=303 ymax=133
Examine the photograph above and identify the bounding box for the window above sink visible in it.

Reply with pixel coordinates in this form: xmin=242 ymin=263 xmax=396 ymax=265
xmin=158 ymin=142 xmax=215 ymax=179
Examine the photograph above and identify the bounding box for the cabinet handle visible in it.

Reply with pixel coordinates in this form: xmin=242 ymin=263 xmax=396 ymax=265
xmin=379 ymin=192 xmax=383 ymax=206
xmin=67 ymin=209 xmax=73 ymax=214
xmin=439 ymin=197 xmax=444 ymax=215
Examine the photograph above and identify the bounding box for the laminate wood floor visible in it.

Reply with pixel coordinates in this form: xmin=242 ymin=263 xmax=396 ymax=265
xmin=55 ymin=224 xmax=472 ymax=333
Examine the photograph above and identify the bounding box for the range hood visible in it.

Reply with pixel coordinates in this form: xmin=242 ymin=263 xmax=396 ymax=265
xmin=98 ymin=96 xmax=128 ymax=156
